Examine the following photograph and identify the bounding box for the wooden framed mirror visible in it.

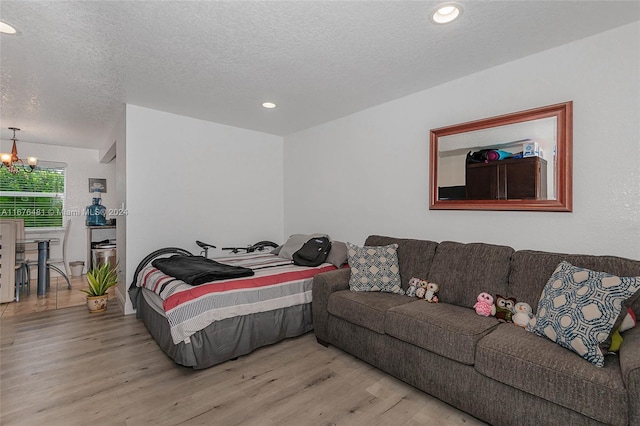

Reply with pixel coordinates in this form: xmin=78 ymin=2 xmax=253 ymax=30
xmin=429 ymin=101 xmax=572 ymax=211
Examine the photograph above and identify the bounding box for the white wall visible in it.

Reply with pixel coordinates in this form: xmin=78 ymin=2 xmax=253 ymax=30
xmin=123 ymin=105 xmax=284 ymax=312
xmin=284 ymin=22 xmax=640 ymax=260
xmin=0 ymin=140 xmax=117 ymax=271
xmin=111 ymin=105 xmax=127 ymax=308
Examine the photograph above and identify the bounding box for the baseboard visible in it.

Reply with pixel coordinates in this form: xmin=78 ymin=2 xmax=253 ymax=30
xmin=115 ymin=286 xmax=134 ymax=315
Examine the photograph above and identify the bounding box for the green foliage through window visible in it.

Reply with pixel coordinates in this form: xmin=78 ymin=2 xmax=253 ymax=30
xmin=0 ymin=165 xmax=66 ymax=228
xmin=0 ymin=167 xmax=64 ymax=192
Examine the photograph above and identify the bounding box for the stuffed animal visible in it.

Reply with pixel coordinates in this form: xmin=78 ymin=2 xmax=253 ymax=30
xmin=474 ymin=293 xmax=496 ymax=317
xmin=608 ymin=308 xmax=637 ymax=352
xmin=495 ymin=295 xmax=517 ymax=322
xmin=415 ymin=280 xmax=429 ymax=299
xmin=406 ymin=277 xmax=421 ymax=298
xmin=512 ymin=302 xmax=533 ymax=328
xmin=424 ymin=282 xmax=440 ymax=303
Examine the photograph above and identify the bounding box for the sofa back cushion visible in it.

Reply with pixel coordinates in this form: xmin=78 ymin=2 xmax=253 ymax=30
xmin=364 ymin=235 xmax=438 ymax=289
xmin=427 ymin=241 xmax=514 ymax=309
xmin=508 ymin=250 xmax=640 ymax=314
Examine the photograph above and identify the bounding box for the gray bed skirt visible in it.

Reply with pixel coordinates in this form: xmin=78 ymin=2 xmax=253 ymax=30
xmin=135 ymin=288 xmax=314 ymax=369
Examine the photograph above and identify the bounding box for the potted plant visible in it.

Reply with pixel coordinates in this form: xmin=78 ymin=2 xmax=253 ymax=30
xmin=81 ymin=262 xmax=118 ymax=313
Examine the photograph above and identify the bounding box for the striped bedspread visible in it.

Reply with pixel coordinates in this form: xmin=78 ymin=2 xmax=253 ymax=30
xmin=136 ymin=253 xmax=336 ymax=344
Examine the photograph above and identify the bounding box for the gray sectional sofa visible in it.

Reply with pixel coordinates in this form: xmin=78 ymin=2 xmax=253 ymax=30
xmin=312 ymin=235 xmax=640 ymax=426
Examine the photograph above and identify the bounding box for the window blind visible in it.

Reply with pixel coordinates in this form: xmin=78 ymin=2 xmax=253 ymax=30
xmin=0 ymin=162 xmax=66 ymax=228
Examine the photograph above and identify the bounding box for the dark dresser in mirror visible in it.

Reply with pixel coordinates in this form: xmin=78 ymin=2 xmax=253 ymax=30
xmin=429 ymin=101 xmax=572 ymax=211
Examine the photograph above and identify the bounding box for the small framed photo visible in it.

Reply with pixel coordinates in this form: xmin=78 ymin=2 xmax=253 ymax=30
xmin=89 ymin=178 xmax=107 ymax=193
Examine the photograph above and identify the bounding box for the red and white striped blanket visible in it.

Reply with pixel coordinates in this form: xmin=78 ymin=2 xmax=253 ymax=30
xmin=136 ymin=253 xmax=336 ymax=344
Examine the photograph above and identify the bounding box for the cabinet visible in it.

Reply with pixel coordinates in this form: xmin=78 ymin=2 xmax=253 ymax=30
xmin=466 ymin=157 xmax=547 ymax=200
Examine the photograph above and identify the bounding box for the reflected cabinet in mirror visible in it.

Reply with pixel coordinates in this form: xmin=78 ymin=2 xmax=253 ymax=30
xmin=429 ymin=101 xmax=572 ymax=211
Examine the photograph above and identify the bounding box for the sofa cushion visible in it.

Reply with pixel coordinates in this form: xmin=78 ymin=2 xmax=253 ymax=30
xmin=427 ymin=241 xmax=514 ymax=309
xmin=327 ymin=290 xmax=413 ymax=334
xmin=364 ymin=235 xmax=438 ymax=289
xmin=385 ymin=301 xmax=499 ymax=365
xmin=508 ymin=250 xmax=640 ymax=315
xmin=527 ymin=261 xmax=640 ymax=367
xmin=476 ymin=324 xmax=628 ymax=425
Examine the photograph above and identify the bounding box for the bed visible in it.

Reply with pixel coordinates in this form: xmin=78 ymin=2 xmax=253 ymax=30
xmin=128 ymin=247 xmax=337 ymax=369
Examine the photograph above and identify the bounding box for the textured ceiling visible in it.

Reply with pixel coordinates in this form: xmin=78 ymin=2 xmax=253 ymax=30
xmin=0 ymin=1 xmax=639 ymax=149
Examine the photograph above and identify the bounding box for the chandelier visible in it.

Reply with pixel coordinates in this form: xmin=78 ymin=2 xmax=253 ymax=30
xmin=1 ymin=127 xmax=38 ymax=174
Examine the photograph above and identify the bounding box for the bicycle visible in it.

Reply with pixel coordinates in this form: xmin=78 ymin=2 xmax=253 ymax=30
xmin=196 ymin=240 xmax=278 ymax=258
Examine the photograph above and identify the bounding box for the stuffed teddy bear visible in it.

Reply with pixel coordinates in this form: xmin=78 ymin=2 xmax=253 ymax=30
xmin=495 ymin=295 xmax=517 ymax=323
xmin=415 ymin=280 xmax=429 ymax=299
xmin=406 ymin=277 xmax=421 ymax=298
xmin=424 ymin=282 xmax=440 ymax=303
xmin=474 ymin=292 xmax=496 ymax=317
xmin=512 ymin=302 xmax=533 ymax=328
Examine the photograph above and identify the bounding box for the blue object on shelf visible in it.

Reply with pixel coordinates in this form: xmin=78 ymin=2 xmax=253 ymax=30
xmin=86 ymin=191 xmax=106 ymax=226
xmin=487 ymin=150 xmax=513 ymax=161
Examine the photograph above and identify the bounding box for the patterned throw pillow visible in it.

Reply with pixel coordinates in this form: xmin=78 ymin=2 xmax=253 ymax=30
xmin=346 ymin=242 xmax=404 ymax=295
xmin=527 ymin=261 xmax=640 ymax=367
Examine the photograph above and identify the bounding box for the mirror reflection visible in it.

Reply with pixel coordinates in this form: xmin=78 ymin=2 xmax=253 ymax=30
xmin=429 ymin=101 xmax=572 ymax=211
xmin=437 ymin=117 xmax=556 ymax=201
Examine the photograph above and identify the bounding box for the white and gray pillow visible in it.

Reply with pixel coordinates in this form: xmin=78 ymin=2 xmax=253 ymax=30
xmin=326 ymin=241 xmax=348 ymax=268
xmin=527 ymin=261 xmax=640 ymax=367
xmin=346 ymin=242 xmax=403 ymax=295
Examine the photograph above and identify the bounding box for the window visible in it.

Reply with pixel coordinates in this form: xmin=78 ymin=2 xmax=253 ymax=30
xmin=0 ymin=162 xmax=66 ymax=229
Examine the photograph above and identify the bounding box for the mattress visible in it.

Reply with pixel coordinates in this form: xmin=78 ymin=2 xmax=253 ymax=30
xmin=135 ymin=252 xmax=336 ymax=344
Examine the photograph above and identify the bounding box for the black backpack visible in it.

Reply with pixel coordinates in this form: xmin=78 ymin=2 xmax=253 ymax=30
xmin=292 ymin=237 xmax=332 ymax=267
xmin=466 ymin=149 xmax=492 ymax=164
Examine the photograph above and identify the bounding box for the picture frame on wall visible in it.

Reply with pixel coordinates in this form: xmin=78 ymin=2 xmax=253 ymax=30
xmin=89 ymin=178 xmax=107 ymax=193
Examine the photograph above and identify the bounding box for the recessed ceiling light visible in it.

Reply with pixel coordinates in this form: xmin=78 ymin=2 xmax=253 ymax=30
xmin=0 ymin=21 xmax=17 ymax=35
xmin=262 ymin=102 xmax=277 ymax=109
xmin=431 ymin=3 xmax=462 ymax=24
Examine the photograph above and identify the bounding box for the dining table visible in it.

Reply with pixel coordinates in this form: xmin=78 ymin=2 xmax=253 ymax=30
xmin=18 ymin=237 xmax=60 ymax=297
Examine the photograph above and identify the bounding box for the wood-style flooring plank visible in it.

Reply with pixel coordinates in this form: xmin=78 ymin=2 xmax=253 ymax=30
xmin=1 ymin=305 xmax=486 ymax=426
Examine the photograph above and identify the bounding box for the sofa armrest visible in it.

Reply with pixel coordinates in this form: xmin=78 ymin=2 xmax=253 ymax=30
xmin=619 ymin=326 xmax=640 ymax=424
xmin=312 ymin=268 xmax=351 ymax=344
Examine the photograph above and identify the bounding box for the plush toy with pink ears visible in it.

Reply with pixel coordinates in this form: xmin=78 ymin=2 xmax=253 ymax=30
xmin=474 ymin=292 xmax=496 ymax=317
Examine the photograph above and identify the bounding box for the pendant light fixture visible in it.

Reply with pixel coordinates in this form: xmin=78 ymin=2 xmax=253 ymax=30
xmin=1 ymin=127 xmax=38 ymax=174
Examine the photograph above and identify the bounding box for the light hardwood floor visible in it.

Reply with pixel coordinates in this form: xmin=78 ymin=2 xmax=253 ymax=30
xmin=0 ymin=305 xmax=487 ymax=426
xmin=0 ymin=274 xmax=105 ymax=319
